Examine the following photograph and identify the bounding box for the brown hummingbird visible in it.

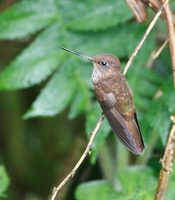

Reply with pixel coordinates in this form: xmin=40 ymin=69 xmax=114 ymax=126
xmin=60 ymin=47 xmax=144 ymax=155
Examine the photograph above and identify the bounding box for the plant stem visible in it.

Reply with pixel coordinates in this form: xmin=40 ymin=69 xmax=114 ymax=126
xmin=154 ymin=116 xmax=175 ymax=200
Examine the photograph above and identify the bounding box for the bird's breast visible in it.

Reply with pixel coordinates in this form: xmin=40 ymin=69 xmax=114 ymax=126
xmin=93 ymin=72 xmax=135 ymax=116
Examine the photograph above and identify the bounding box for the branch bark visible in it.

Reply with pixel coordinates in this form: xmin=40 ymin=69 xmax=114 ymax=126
xmin=161 ymin=0 xmax=175 ymax=88
xmin=154 ymin=116 xmax=175 ymax=200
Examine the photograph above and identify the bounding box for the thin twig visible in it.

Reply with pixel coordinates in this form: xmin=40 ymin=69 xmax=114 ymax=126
xmin=153 ymin=38 xmax=169 ymax=60
xmin=50 ymin=113 xmax=105 ymax=200
xmin=146 ymin=38 xmax=169 ymax=68
xmin=161 ymin=0 xmax=175 ymax=88
xmin=123 ymin=0 xmax=169 ymax=75
xmin=154 ymin=116 xmax=175 ymax=200
xmin=50 ymin=2 xmax=169 ymax=199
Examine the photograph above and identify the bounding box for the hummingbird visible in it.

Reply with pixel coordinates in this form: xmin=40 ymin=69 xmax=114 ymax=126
xmin=60 ymin=47 xmax=144 ymax=155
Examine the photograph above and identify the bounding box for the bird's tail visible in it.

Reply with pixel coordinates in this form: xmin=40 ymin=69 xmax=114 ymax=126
xmin=126 ymin=114 xmax=144 ymax=154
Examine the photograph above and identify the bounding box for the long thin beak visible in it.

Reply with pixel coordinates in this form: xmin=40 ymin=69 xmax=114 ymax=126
xmin=59 ymin=46 xmax=92 ymax=62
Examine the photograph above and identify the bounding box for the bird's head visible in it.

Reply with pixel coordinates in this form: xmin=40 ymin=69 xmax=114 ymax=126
xmin=59 ymin=47 xmax=121 ymax=82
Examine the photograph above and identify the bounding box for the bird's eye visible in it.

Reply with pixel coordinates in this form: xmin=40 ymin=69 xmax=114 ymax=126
xmin=101 ymin=61 xmax=108 ymax=66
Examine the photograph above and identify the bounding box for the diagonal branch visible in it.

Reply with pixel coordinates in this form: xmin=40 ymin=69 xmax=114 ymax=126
xmin=161 ymin=0 xmax=175 ymax=88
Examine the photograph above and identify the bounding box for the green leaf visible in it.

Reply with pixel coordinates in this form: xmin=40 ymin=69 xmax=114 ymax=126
xmin=68 ymin=23 xmax=148 ymax=58
xmin=0 ymin=24 xmax=65 ymax=90
xmin=58 ymin=0 xmax=132 ymax=31
xmin=118 ymin=166 xmax=156 ymax=194
xmin=24 ymin=59 xmax=77 ymax=118
xmin=76 ymin=180 xmax=121 ymax=200
xmin=129 ymin=68 xmax=160 ymax=112
xmin=75 ymin=166 xmax=156 ymax=200
xmin=0 ymin=165 xmax=10 ymax=198
xmin=156 ymin=111 xmax=171 ymax=145
xmin=86 ymin=103 xmax=111 ymax=163
xmin=68 ymin=89 xmax=92 ymax=119
xmin=164 ymin=81 xmax=175 ymax=115
xmin=68 ymin=60 xmax=92 ymax=119
xmin=158 ymin=80 xmax=175 ymax=145
xmin=0 ymin=0 xmax=57 ymax=39
xmin=141 ymin=78 xmax=174 ymax=145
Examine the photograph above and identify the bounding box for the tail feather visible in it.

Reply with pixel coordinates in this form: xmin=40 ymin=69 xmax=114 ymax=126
xmin=126 ymin=114 xmax=144 ymax=154
xmin=104 ymin=106 xmax=144 ymax=154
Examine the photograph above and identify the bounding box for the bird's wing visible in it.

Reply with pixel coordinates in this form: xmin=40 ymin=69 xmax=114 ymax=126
xmin=97 ymin=89 xmax=144 ymax=154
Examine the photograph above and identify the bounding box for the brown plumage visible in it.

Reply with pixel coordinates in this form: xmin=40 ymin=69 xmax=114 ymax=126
xmin=91 ymin=54 xmax=144 ymax=154
xmin=60 ymin=47 xmax=144 ymax=155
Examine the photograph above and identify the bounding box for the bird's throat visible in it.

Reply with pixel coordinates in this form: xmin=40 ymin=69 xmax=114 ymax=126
xmin=91 ymin=66 xmax=103 ymax=84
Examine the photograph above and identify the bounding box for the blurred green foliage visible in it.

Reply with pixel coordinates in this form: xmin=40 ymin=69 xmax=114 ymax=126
xmin=0 ymin=0 xmax=175 ymax=200
xmin=75 ymin=165 xmax=175 ymax=200
xmin=0 ymin=165 xmax=9 ymax=198
xmin=76 ymin=166 xmax=157 ymax=200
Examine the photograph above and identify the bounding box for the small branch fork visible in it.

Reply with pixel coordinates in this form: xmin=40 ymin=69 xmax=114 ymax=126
xmin=50 ymin=1 xmax=169 ymax=199
xmin=152 ymin=38 xmax=169 ymax=60
xmin=146 ymin=38 xmax=169 ymax=68
xmin=154 ymin=116 xmax=175 ymax=200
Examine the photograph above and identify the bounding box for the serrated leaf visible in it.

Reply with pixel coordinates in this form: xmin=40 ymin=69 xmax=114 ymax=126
xmin=75 ymin=166 xmax=156 ymax=200
xmin=67 ymin=23 xmax=149 ymax=58
xmin=58 ymin=0 xmax=132 ymax=31
xmin=0 ymin=23 xmax=65 ymax=90
xmin=0 ymin=0 xmax=57 ymax=39
xmin=24 ymin=59 xmax=77 ymax=118
xmin=86 ymin=103 xmax=110 ymax=163
xmin=0 ymin=165 xmax=10 ymax=198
